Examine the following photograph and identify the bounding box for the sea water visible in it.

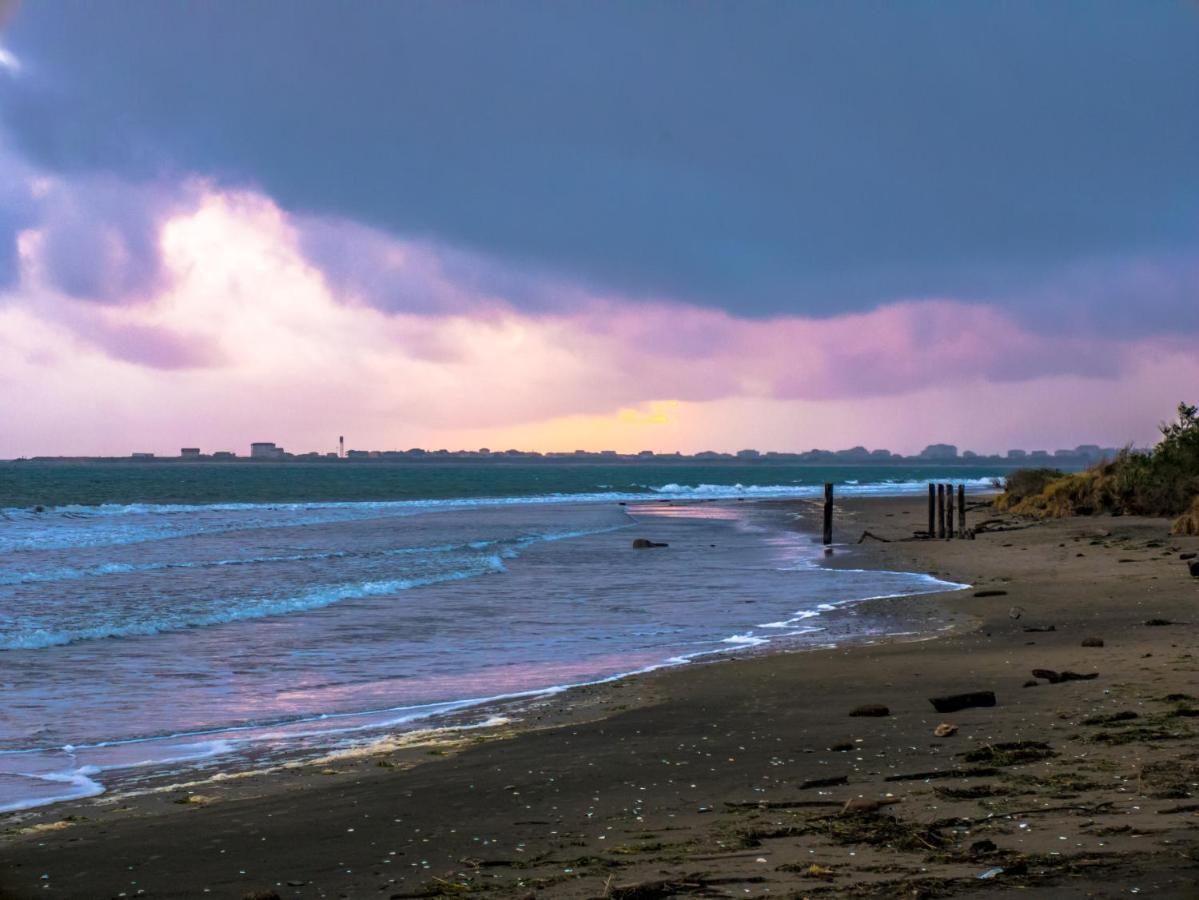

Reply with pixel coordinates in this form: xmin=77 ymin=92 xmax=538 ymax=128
xmin=0 ymin=465 xmax=987 ymax=813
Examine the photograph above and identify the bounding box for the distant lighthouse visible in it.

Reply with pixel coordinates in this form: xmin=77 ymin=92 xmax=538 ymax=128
xmin=339 ymin=435 xmax=345 ymax=458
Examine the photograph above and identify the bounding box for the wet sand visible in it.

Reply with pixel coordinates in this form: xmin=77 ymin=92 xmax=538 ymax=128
xmin=3 ymin=494 xmax=1198 ymax=898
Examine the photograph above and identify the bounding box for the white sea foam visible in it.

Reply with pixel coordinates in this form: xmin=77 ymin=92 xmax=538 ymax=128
xmin=0 ymin=478 xmax=996 ymax=553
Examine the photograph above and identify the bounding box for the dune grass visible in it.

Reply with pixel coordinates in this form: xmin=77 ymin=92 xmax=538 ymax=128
xmin=997 ymin=403 xmax=1199 ymax=532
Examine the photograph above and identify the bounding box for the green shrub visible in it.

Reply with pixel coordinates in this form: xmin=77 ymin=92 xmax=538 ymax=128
xmin=997 ymin=402 xmax=1199 ymax=521
xmin=994 ymin=468 xmax=1064 ymax=510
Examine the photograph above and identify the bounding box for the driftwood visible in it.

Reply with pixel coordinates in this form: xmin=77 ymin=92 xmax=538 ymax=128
xmin=930 ymin=691 xmax=997 ymax=713
xmin=884 ymin=766 xmax=1000 ymax=782
xmin=724 ymin=799 xmax=841 ymax=810
xmin=857 ymin=530 xmax=892 ymax=543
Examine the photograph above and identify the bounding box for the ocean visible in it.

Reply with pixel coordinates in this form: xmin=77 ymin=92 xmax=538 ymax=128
xmin=0 ymin=463 xmax=996 ymax=814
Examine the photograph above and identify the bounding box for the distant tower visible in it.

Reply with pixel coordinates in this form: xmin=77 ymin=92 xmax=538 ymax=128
xmin=339 ymin=435 xmax=344 ymax=458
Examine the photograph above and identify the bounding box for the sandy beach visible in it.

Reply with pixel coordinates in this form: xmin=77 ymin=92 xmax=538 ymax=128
xmin=3 ymin=494 xmax=1198 ymax=899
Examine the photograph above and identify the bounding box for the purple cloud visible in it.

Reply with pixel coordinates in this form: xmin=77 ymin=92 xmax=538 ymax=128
xmin=34 ymin=176 xmax=195 ymax=303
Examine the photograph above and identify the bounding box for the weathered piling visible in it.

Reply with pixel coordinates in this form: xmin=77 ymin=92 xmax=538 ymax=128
xmin=946 ymin=484 xmax=955 ymax=537
xmin=927 ymin=483 xmax=935 ymax=538
xmin=936 ymin=483 xmax=946 ymax=539
xmin=822 ymin=482 xmax=834 ymax=545
xmin=957 ymin=484 xmax=966 ymax=536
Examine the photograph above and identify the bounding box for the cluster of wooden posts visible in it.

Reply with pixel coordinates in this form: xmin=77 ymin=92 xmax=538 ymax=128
xmin=929 ymin=482 xmax=968 ymax=539
xmin=819 ymin=481 xmax=968 ymax=546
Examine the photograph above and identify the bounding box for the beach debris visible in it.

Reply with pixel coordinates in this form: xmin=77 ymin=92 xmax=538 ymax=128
xmin=849 ymin=704 xmax=889 ymax=717
xmin=631 ymin=538 xmax=668 ymax=548
xmin=830 ymin=741 xmax=854 ymax=752
xmin=1081 ymin=710 xmax=1138 ymax=726
xmin=800 ymin=774 xmax=849 ymax=789
xmin=841 ymin=797 xmax=900 ymax=814
xmin=973 ymin=589 xmax=1008 ymax=598
xmin=607 ymin=876 xmax=766 ymax=898
xmin=724 ymin=799 xmax=841 ymax=810
xmin=242 ymin=892 xmax=282 ymax=900
xmin=804 ymin=863 xmax=835 ymax=878
xmin=929 ymin=691 xmax=996 ymax=713
xmin=856 ymin=530 xmax=892 ymax=543
xmin=1032 ymin=669 xmax=1099 ymax=684
xmin=1081 ymin=636 xmax=1105 ymax=647
xmin=173 ymin=793 xmax=215 ymax=805
xmin=1144 ymin=618 xmax=1175 ymax=626
xmin=933 ymin=723 xmax=958 ymax=738
xmin=976 ymin=867 xmax=1005 ymax=880
xmin=884 ymin=766 xmax=1000 ymax=782
xmin=961 ymin=741 xmax=1055 ymax=766
xmin=1022 ymin=624 xmax=1056 ymax=632
xmin=970 ymin=839 xmax=999 ymax=856
xmin=1008 ymin=606 xmax=1024 ymax=619
xmin=1023 ymin=679 xmax=1039 ymax=687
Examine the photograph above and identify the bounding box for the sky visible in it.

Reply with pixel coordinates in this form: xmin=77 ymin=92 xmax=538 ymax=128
xmin=0 ymin=0 xmax=1196 ymax=457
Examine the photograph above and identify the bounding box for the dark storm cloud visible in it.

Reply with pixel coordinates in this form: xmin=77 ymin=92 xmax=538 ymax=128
xmin=1 ymin=1 xmax=1196 ymax=326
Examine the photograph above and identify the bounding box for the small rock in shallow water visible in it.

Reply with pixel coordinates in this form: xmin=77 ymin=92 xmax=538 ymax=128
xmin=631 ymin=538 xmax=668 ymax=548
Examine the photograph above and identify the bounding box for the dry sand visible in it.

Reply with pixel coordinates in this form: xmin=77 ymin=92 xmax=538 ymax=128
xmin=2 ymin=494 xmax=1198 ymax=898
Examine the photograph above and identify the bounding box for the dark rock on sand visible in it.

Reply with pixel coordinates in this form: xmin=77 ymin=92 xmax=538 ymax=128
xmin=849 ymin=704 xmax=890 ymax=717
xmin=929 ymin=691 xmax=996 ymax=713
xmin=1180 ymin=551 xmax=1197 ymax=560
xmin=632 ymin=539 xmax=668 ymax=548
xmin=973 ymin=589 xmax=1008 ymax=597
xmin=1032 ymin=669 xmax=1099 ymax=684
xmin=1081 ymin=637 xmax=1105 ymax=647
xmin=1144 ymin=618 xmax=1174 ymax=626
xmin=1188 ymin=559 xmax=1199 ymax=577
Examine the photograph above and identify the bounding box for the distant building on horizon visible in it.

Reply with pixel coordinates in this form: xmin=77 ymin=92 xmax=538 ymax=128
xmin=918 ymin=443 xmax=958 ymax=460
xmin=180 ymin=447 xmax=201 ymax=458
xmin=250 ymin=442 xmax=284 ymax=460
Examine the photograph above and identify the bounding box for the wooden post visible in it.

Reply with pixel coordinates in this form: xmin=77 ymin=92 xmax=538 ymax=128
xmin=957 ymin=484 xmax=966 ymax=536
xmin=946 ymin=484 xmax=955 ymax=538
xmin=936 ymin=483 xmax=946 ymax=539
xmin=822 ymin=482 xmax=834 ymax=545
xmin=927 ymin=483 xmax=935 ymax=539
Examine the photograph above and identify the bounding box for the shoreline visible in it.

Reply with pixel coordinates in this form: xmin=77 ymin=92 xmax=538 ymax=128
xmin=0 ymin=496 xmax=965 ymax=816
xmin=3 ymin=494 xmax=1198 ymax=897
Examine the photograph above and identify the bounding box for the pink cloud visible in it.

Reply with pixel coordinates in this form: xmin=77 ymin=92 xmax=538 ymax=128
xmin=2 ymin=177 xmax=1196 ymax=457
